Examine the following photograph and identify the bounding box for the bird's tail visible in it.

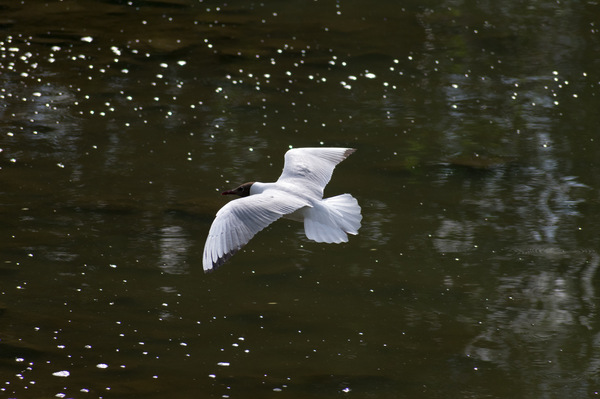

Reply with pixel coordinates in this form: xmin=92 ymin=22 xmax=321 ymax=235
xmin=303 ymin=194 xmax=362 ymax=243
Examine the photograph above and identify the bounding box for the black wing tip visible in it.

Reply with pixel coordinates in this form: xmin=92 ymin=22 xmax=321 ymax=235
xmin=204 ymin=249 xmax=239 ymax=273
xmin=344 ymin=148 xmax=356 ymax=156
xmin=343 ymin=148 xmax=357 ymax=159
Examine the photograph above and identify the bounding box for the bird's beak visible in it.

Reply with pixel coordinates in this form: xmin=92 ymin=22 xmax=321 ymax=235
xmin=222 ymin=189 xmax=235 ymax=195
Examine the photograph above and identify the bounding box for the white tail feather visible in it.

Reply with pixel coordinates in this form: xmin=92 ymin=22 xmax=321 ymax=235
xmin=304 ymin=194 xmax=362 ymax=243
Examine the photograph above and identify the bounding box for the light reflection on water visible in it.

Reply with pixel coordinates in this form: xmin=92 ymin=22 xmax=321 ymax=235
xmin=158 ymin=225 xmax=191 ymax=275
xmin=1 ymin=0 xmax=600 ymax=398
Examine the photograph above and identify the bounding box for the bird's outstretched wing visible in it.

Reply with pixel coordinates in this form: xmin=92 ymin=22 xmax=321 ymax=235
xmin=277 ymin=147 xmax=355 ymax=197
xmin=202 ymin=191 xmax=309 ymax=271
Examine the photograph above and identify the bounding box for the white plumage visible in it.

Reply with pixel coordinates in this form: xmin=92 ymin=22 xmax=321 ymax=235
xmin=202 ymin=147 xmax=362 ymax=271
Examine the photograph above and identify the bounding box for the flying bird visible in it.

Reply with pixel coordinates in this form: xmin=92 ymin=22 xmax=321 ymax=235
xmin=202 ymin=147 xmax=362 ymax=271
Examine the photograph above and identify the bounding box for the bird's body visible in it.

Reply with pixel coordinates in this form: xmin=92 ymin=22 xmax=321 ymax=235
xmin=202 ymin=147 xmax=361 ymax=271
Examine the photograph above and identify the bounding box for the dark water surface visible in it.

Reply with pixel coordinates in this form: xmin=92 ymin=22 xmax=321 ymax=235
xmin=2 ymin=0 xmax=600 ymax=398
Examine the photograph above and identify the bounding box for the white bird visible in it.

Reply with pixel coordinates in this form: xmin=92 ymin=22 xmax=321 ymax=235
xmin=202 ymin=147 xmax=362 ymax=271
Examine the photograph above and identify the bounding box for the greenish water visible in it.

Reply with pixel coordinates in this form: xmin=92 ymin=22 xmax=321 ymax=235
xmin=1 ymin=0 xmax=600 ymax=398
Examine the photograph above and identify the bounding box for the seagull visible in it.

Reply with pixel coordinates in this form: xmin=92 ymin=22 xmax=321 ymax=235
xmin=202 ymin=147 xmax=362 ymax=271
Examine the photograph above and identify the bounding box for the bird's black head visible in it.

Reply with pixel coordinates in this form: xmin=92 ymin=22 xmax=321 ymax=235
xmin=222 ymin=182 xmax=254 ymax=197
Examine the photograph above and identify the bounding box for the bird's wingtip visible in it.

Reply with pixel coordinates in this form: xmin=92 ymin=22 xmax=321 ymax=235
xmin=203 ymin=249 xmax=238 ymax=273
xmin=344 ymin=148 xmax=357 ymax=158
